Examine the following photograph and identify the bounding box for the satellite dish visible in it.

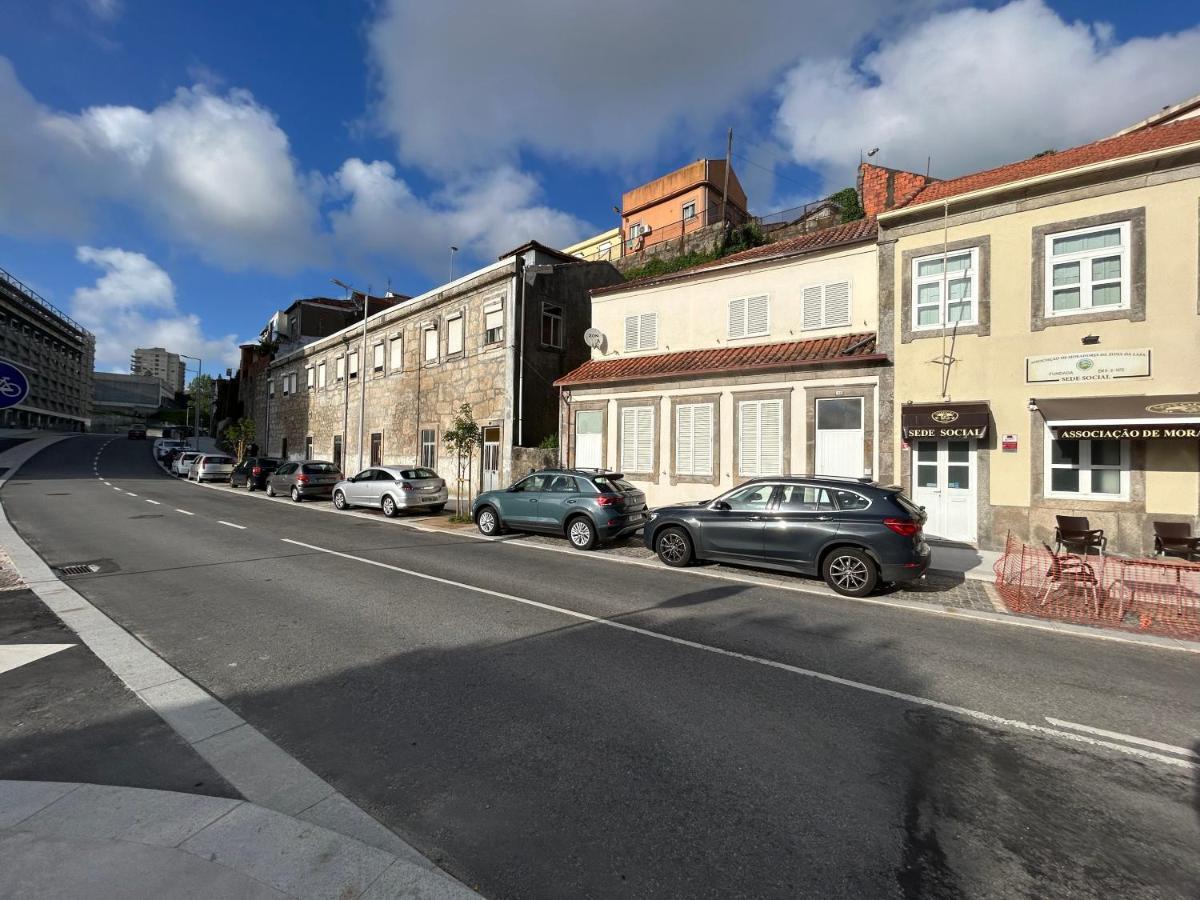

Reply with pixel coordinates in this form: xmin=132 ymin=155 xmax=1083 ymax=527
xmin=583 ymin=328 xmax=604 ymax=349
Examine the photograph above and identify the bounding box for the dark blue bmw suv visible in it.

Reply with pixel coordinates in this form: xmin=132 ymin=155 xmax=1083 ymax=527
xmin=642 ymin=476 xmax=930 ymax=596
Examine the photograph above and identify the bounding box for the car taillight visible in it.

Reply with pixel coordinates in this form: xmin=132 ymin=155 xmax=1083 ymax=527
xmin=295 ymin=474 xmax=309 ymax=484
xmin=401 ymin=481 xmax=414 ymax=491
xmin=883 ymin=518 xmax=921 ymax=537
xmin=597 ymin=495 xmax=621 ymax=507
xmin=252 ymin=466 xmax=262 ymax=475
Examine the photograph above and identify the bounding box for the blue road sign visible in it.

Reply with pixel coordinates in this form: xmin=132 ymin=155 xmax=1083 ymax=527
xmin=0 ymin=359 xmax=30 ymax=409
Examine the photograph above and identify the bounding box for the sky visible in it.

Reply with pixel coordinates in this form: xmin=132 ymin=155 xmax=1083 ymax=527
xmin=1 ymin=0 xmax=1197 ymax=376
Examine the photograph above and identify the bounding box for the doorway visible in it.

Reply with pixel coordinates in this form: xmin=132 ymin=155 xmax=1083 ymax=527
xmin=815 ymin=397 xmax=864 ymax=478
xmin=575 ymin=409 xmax=603 ymax=469
xmin=481 ymin=426 xmax=501 ymax=492
xmin=370 ymin=432 xmax=383 ymax=467
xmin=911 ymin=439 xmax=977 ymax=543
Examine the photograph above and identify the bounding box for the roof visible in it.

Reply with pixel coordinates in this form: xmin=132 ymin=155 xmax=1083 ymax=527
xmin=1113 ymin=93 xmax=1200 ymax=136
xmin=593 ymin=217 xmax=878 ymax=296
xmin=555 ymin=331 xmax=882 ymax=387
xmin=900 ymin=118 xmax=1200 ymax=209
xmin=496 ymin=239 xmax=584 ymax=264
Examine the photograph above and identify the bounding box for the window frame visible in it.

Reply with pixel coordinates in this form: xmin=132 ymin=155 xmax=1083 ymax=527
xmin=483 ymin=298 xmax=505 ymax=346
xmin=347 ymin=350 xmax=359 ymax=380
xmin=1043 ymin=428 xmax=1130 ymax=502
xmin=541 ymin=302 xmax=564 ymax=349
xmin=335 ymin=355 xmax=346 ymax=383
xmin=317 ymin=361 xmax=327 ymax=389
xmin=423 ymin=324 xmax=439 ymax=364
xmin=419 ymin=427 xmax=437 ymax=469
xmin=1043 ymin=221 xmax=1131 ymax=318
xmin=446 ymin=312 xmax=465 ymax=357
xmin=737 ymin=398 xmax=785 ymax=477
xmin=388 ymin=335 xmax=403 ymax=373
xmin=681 ymin=200 xmax=697 ymax=222
xmin=727 ymin=295 xmax=771 ymax=340
xmin=674 ymin=401 xmax=714 ymax=477
xmin=623 ymin=312 xmax=659 ymax=352
xmin=306 ymin=365 xmax=315 ymax=391
xmin=801 ymin=280 xmax=853 ymax=331
xmin=372 ymin=341 xmax=385 ymax=373
xmin=910 ymin=247 xmax=980 ymax=332
xmin=619 ymin=405 xmax=656 ymax=476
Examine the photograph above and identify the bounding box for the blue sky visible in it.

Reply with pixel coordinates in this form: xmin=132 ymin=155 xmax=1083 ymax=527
xmin=1 ymin=0 xmax=1197 ymax=374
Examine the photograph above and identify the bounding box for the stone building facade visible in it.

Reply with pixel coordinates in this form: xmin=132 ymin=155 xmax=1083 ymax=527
xmin=246 ymin=243 xmax=622 ymax=494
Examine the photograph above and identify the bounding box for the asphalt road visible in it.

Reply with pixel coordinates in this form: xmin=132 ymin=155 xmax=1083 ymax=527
xmin=4 ymin=435 xmax=1199 ymax=898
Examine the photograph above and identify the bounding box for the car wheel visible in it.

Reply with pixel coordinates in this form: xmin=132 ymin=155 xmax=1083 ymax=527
xmin=266 ymin=483 xmax=276 ymax=497
xmin=246 ymin=480 xmax=254 ymax=492
xmin=566 ymin=516 xmax=597 ymax=551
xmin=291 ymin=486 xmax=303 ymax=503
xmin=655 ymin=526 xmax=693 ymax=567
xmin=382 ymin=495 xmax=398 ymax=518
xmin=822 ymin=548 xmax=878 ymax=597
xmin=475 ymin=505 xmax=501 ymax=536
xmin=333 ymin=490 xmax=347 ymax=510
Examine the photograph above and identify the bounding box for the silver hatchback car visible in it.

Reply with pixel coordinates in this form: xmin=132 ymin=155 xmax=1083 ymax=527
xmin=188 ymin=454 xmax=235 ymax=482
xmin=332 ymin=466 xmax=447 ymax=517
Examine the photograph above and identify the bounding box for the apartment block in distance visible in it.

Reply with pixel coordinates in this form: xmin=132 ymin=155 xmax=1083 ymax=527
xmin=131 ymin=346 xmax=186 ymax=395
xmin=0 ymin=265 xmax=94 ymax=431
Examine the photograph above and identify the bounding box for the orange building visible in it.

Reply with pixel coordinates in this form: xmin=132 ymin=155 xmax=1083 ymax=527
xmin=620 ymin=159 xmax=748 ymax=253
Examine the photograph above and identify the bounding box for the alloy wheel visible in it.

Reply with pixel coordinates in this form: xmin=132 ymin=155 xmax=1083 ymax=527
xmin=828 ymin=554 xmax=869 ymax=592
xmin=658 ymin=532 xmax=687 ymax=564
xmin=569 ymin=520 xmax=592 ymax=547
xmin=478 ymin=509 xmax=496 ymax=534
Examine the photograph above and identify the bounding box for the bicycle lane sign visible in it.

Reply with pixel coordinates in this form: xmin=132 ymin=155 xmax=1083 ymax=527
xmin=0 ymin=359 xmax=30 ymax=409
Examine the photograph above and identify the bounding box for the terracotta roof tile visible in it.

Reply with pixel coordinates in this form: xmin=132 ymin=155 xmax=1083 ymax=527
xmin=902 ymin=118 xmax=1200 ymax=208
xmin=593 ymin=217 xmax=878 ymax=295
xmin=555 ymin=332 xmax=882 ymax=387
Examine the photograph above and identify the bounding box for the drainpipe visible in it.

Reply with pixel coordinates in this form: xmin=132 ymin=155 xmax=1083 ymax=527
xmin=517 ymin=257 xmax=526 ymax=447
xmin=357 ymin=294 xmax=369 ymax=470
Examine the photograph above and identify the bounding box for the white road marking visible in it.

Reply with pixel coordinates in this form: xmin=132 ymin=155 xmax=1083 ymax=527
xmin=125 ymin=492 xmax=138 ymax=497
xmin=0 ymin=643 xmax=76 ymax=676
xmin=175 ymin=509 xmax=194 ymax=516
xmin=1045 ymin=717 xmax=1198 ymax=760
xmin=145 ymin=499 xmax=161 ymax=505
xmin=219 ymin=520 xmax=247 ymax=530
xmin=281 ymin=538 xmax=1191 ymax=769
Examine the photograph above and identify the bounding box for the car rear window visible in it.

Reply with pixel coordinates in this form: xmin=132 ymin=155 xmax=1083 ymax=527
xmin=592 ymin=476 xmax=638 ymax=493
xmin=303 ymin=463 xmax=339 ymax=474
xmin=893 ymin=492 xmax=925 ymax=520
xmin=206 ymin=456 xmax=233 ymax=465
xmin=832 ymin=489 xmax=871 ymax=510
xmin=398 ymin=468 xmax=438 ymax=480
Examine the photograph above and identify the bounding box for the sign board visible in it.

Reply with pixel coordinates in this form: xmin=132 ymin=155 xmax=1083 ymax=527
xmin=1002 ymin=433 xmax=1018 ymax=451
xmin=0 ymin=359 xmax=30 ymax=410
xmin=1026 ymin=349 xmax=1150 ymax=384
xmin=1054 ymin=425 xmax=1200 ymax=440
xmin=901 ymin=402 xmax=990 ymax=440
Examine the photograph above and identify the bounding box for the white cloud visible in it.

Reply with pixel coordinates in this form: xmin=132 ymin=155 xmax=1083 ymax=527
xmin=774 ymin=0 xmax=1200 ymax=185
xmin=367 ymin=0 xmax=938 ymax=173
xmin=83 ymin=0 xmax=122 ymax=21
xmin=329 ymin=159 xmax=592 ymax=275
xmin=0 ymin=59 xmax=323 ymax=272
xmin=71 ymin=246 xmax=242 ymax=374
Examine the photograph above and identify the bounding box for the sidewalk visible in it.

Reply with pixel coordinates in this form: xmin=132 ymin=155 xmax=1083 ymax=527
xmin=0 ymin=781 xmax=477 ymax=900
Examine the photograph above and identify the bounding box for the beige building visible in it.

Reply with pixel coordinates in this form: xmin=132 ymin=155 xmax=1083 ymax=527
xmin=555 ymin=219 xmax=887 ymax=507
xmin=131 ymin=347 xmax=185 ymax=394
xmin=563 ymin=228 xmax=621 ymax=263
xmin=877 ymin=116 xmax=1200 ymax=554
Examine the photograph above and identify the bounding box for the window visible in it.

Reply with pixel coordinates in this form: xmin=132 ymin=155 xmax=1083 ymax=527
xmin=541 ymin=304 xmax=563 ymax=349
xmin=389 ymin=336 xmax=403 ymax=372
xmin=373 ymin=342 xmax=385 ymax=372
xmin=268 ymin=379 xmax=275 ymax=398
xmin=348 ymin=351 xmax=359 ymax=380
xmin=420 ymin=428 xmax=437 ymax=468
xmin=777 ymin=485 xmax=835 ymax=512
xmin=620 ymin=406 xmax=655 ymax=474
xmin=1046 ymin=434 xmax=1128 ymax=500
xmin=335 ymin=355 xmax=345 ymax=382
xmin=423 ymin=325 xmax=438 ymax=363
xmin=738 ymin=399 xmax=784 ymax=476
xmin=280 ymin=437 xmax=288 ymax=459
xmin=675 ymin=403 xmax=713 ymax=476
xmin=511 ymin=474 xmax=550 ymax=493
xmin=1045 ymin=223 xmax=1129 ymax=315
xmin=681 ymin=200 xmax=697 ymax=221
xmin=832 ymin=489 xmax=871 ymax=510
xmin=627 ymin=222 xmax=644 ymax=249
xmin=317 ymin=361 xmax=327 ymax=389
xmin=447 ymin=313 xmax=464 ymax=355
xmin=597 ymin=241 xmax=612 ymax=259
xmin=332 ymin=435 xmax=343 ymax=470
xmin=802 ymin=281 xmax=852 ymax=330
xmin=370 ymin=432 xmax=383 ymax=467
xmin=623 ymin=313 xmax=658 ymax=351
xmin=484 ymin=300 xmax=504 ymax=345
xmin=281 ymin=373 xmax=292 ymax=396
xmin=306 ymin=366 xmax=315 ymax=391
xmin=727 ymin=296 xmax=770 ymax=339
xmin=305 ymin=436 xmax=313 ymax=459
xmin=288 ymin=314 xmax=298 ymax=337
xmin=722 ymin=483 xmax=775 ymax=512
xmin=912 ymin=248 xmax=978 ymax=329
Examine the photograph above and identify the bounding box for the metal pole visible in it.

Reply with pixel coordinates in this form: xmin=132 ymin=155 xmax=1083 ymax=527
xmin=357 ymin=290 xmax=369 ymax=471
xmin=449 ymin=246 xmax=458 ymax=283
xmin=720 ymin=127 xmax=733 ymax=227
xmin=517 ymin=260 xmax=526 ymax=446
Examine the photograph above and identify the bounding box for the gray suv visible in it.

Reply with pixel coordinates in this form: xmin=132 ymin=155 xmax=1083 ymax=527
xmin=471 ymin=469 xmax=647 ymax=550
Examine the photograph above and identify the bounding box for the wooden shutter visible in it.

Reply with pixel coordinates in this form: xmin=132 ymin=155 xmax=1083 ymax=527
xmin=746 ymin=296 xmax=770 ymax=336
xmin=727 ymin=298 xmax=746 ymax=339
xmin=802 ymin=285 xmax=824 ymax=330
xmin=636 ymin=407 xmax=654 ymax=472
xmin=621 ymin=407 xmax=637 ymax=471
xmin=676 ymin=405 xmax=694 ymax=474
xmin=624 ymin=315 xmax=639 ymax=351
xmin=824 ymin=282 xmax=851 ymax=326
xmin=738 ymin=400 xmax=759 ymax=474
xmin=759 ymin=400 xmax=783 ymax=475
xmin=448 ymin=315 xmax=464 ymax=354
xmin=639 ymin=313 xmax=657 ymax=349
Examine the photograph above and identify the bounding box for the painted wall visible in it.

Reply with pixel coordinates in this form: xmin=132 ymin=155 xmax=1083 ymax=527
xmin=563 ymin=227 xmax=621 ymax=262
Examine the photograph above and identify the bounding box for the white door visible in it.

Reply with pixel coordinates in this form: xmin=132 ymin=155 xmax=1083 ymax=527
xmin=912 ymin=439 xmax=976 ymax=543
xmin=815 ymin=397 xmax=864 ymax=478
xmin=481 ymin=427 xmax=501 ymax=493
xmin=575 ymin=410 xmax=603 ymax=469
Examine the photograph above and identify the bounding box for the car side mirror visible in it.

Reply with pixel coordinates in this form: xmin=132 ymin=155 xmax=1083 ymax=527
xmin=711 ymin=500 xmax=731 ymax=511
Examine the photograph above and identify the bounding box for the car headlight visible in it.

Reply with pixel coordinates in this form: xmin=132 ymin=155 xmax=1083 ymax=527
xmin=647 ymin=512 xmax=658 ymax=523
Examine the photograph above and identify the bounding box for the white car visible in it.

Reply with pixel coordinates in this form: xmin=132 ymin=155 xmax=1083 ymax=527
xmin=332 ymin=466 xmax=448 ymax=517
xmin=172 ymin=451 xmax=201 ymax=477
xmin=188 ymin=454 xmax=235 ymax=482
xmin=154 ymin=439 xmax=186 ymax=460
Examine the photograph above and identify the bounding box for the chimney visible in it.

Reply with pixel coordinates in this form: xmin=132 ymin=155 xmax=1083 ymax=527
xmin=857 ymin=163 xmax=936 ymax=216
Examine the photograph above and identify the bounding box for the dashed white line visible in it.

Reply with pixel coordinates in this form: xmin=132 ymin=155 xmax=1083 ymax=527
xmin=175 ymin=509 xmax=194 ymax=516
xmin=145 ymin=499 xmax=161 ymax=505
xmin=124 ymin=492 xmax=138 ymax=497
xmin=218 ymin=520 xmax=246 ymax=530
xmin=1045 ymin=717 xmax=1198 ymax=760
xmin=280 ymin=537 xmax=1190 ymax=769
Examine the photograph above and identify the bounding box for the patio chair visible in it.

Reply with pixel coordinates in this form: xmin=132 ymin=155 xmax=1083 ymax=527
xmin=1039 ymin=542 xmax=1100 ymax=613
xmin=1054 ymin=515 xmax=1107 ymax=558
xmin=1152 ymin=521 xmax=1200 ymax=561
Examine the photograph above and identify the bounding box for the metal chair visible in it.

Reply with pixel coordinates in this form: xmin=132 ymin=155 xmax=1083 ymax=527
xmin=1040 ymin=542 xmax=1100 ymax=614
xmin=1152 ymin=521 xmax=1200 ymax=561
xmin=1054 ymin=515 xmax=1106 ymax=558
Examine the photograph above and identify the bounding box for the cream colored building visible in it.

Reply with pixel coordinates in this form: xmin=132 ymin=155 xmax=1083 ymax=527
xmin=555 ymin=219 xmax=888 ymax=507
xmin=877 ymin=116 xmax=1200 ymax=554
xmin=563 ymin=227 xmax=622 ymax=263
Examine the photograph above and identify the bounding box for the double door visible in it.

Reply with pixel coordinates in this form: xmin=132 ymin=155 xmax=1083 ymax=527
xmin=912 ymin=439 xmax=976 ymax=543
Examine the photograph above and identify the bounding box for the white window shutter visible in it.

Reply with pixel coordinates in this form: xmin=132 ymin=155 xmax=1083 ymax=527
xmin=802 ymin=286 xmax=824 ymax=330
xmin=693 ymin=404 xmax=713 ymax=475
xmin=621 ymin=408 xmax=637 ymax=471
xmin=824 ymin=282 xmax=851 ymax=326
xmin=760 ymin=400 xmax=783 ymax=475
xmin=746 ymin=296 xmax=770 ymax=336
xmin=624 ymin=315 xmax=638 ymax=351
xmin=676 ymin=405 xmax=694 ymax=474
xmin=739 ymin=401 xmax=759 ymax=474
xmin=636 ymin=407 xmax=653 ymax=472
xmin=640 ymin=313 xmax=658 ymax=349
xmin=727 ymin=298 xmax=746 ymax=339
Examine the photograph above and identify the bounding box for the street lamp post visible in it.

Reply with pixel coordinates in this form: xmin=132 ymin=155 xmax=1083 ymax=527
xmin=332 ymin=278 xmax=370 ymax=473
xmin=179 ymin=353 xmax=201 ymax=451
xmin=449 ymin=246 xmax=459 ymax=282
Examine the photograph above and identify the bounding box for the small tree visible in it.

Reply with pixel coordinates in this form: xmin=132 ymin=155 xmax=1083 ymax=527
xmin=443 ymin=403 xmax=481 ymax=518
xmin=187 ymin=374 xmax=215 ymax=428
xmin=226 ymin=417 xmax=257 ymax=460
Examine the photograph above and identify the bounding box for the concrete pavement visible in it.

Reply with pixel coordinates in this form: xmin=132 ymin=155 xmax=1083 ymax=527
xmin=4 ymin=435 xmax=1199 ymax=897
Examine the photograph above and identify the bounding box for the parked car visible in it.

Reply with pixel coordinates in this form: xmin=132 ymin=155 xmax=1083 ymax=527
xmin=127 ymin=425 xmax=147 ymax=440
xmin=230 ymin=457 xmax=282 ymax=491
xmin=332 ymin=466 xmax=448 ymax=516
xmin=642 ymin=477 xmax=930 ymax=597
xmin=188 ymin=454 xmax=235 ymax=482
xmin=266 ymin=460 xmax=342 ymax=501
xmin=172 ymin=451 xmax=201 ymax=477
xmin=472 ymin=469 xmax=647 ymax=550
xmin=154 ymin=439 xmax=186 ymax=460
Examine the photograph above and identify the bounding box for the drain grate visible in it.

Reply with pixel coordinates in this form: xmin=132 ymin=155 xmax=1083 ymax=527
xmin=59 ymin=564 xmax=100 ymax=577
